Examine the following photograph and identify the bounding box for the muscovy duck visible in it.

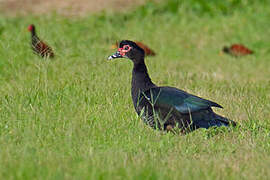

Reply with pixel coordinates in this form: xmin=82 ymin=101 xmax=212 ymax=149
xmin=108 ymin=40 xmax=236 ymax=133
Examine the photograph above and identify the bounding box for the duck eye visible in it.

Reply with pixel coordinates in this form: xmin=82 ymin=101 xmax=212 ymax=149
xmin=123 ymin=45 xmax=130 ymax=51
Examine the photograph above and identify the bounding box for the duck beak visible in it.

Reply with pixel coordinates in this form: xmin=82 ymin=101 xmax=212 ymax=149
xmin=107 ymin=51 xmax=123 ymax=60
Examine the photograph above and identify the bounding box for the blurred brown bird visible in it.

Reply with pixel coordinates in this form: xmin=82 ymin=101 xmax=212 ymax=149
xmin=222 ymin=44 xmax=254 ymax=57
xmin=112 ymin=41 xmax=156 ymax=56
xmin=28 ymin=24 xmax=54 ymax=58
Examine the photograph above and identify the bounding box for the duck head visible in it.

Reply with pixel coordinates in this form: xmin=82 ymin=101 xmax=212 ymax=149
xmin=108 ymin=40 xmax=145 ymax=63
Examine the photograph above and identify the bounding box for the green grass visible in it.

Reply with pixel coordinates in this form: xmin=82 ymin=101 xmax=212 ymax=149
xmin=0 ymin=1 xmax=270 ymax=179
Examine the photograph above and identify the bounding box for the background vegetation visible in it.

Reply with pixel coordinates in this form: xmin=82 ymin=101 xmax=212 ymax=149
xmin=0 ymin=0 xmax=269 ymax=179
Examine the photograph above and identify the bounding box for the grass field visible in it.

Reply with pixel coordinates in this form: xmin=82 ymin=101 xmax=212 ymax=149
xmin=0 ymin=0 xmax=270 ymax=179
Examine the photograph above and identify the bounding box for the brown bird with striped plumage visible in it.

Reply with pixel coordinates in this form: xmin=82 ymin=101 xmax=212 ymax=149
xmin=28 ymin=24 xmax=54 ymax=59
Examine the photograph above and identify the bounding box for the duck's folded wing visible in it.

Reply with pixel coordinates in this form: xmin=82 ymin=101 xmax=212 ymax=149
xmin=141 ymin=87 xmax=223 ymax=114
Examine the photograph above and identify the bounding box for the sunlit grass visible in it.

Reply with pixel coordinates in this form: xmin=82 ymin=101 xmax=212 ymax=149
xmin=0 ymin=1 xmax=269 ymax=179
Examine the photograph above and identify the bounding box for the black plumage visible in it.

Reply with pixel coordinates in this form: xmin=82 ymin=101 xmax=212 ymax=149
xmin=108 ymin=40 xmax=236 ymax=133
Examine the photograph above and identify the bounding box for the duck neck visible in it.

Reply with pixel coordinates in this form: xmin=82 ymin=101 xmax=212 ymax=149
xmin=131 ymin=60 xmax=156 ymax=105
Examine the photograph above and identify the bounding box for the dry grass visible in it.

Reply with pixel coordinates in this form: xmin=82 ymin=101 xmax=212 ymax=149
xmin=0 ymin=0 xmax=150 ymax=16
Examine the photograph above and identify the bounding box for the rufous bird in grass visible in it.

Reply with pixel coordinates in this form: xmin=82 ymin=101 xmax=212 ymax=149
xmin=28 ymin=24 xmax=54 ymax=59
xmin=222 ymin=44 xmax=254 ymax=57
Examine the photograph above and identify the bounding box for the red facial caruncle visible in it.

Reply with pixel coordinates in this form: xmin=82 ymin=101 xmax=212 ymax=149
xmin=118 ymin=45 xmax=132 ymax=56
